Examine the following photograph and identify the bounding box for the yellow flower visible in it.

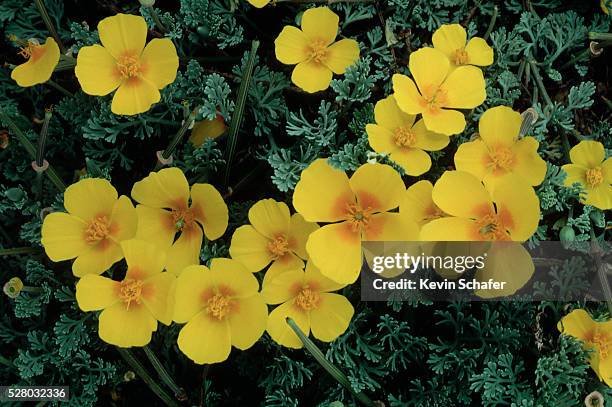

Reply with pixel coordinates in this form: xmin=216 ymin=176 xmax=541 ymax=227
xmin=41 ymin=178 xmax=137 ymax=277
xmin=10 ymin=37 xmax=60 ymax=87
xmin=392 ymin=47 xmax=486 ymax=136
xmin=75 ymin=13 xmax=179 ymax=116
xmin=189 ymin=115 xmax=227 ymax=147
xmin=76 ymin=239 xmax=176 ymax=347
xmin=562 ymin=140 xmax=611 ymax=210
xmin=247 ymin=0 xmax=270 ymax=7
xmin=262 ymin=261 xmax=353 ymax=348
xmin=274 ymin=7 xmax=360 ymax=93
xmin=174 ymin=259 xmax=268 ymax=364
xmin=400 ymin=180 xmax=447 ymax=227
xmin=602 ymin=0 xmax=612 ymax=14
xmin=432 ymin=24 xmax=493 ymax=68
xmin=3 ymin=277 xmax=24 ymax=299
xmin=454 ymin=106 xmax=547 ymax=192
xmin=419 ymin=171 xmax=540 ymax=241
xmin=293 ymin=159 xmax=418 ymax=284
xmin=366 ymin=96 xmax=449 ymax=176
xmin=558 ymin=309 xmax=612 ymax=387
xmin=229 ymin=199 xmax=319 ymax=283
xmin=131 ymin=167 xmax=228 ymax=275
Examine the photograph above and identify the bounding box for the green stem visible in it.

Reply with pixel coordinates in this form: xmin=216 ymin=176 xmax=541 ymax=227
xmin=154 ymin=109 xmax=198 ymax=170
xmin=588 ymin=32 xmax=612 ymax=41
xmin=36 ymin=109 xmax=52 ymax=167
xmin=286 ymin=318 xmax=377 ymax=407
xmin=33 ymin=0 xmax=66 ymax=54
xmin=116 ymin=348 xmax=180 ymax=407
xmin=143 ymin=346 xmax=187 ymax=401
xmin=483 ymin=5 xmax=498 ymax=40
xmin=224 ymin=40 xmax=259 ymax=187
xmin=527 ymin=53 xmax=553 ymax=107
xmin=46 ymin=80 xmax=73 ymax=97
xmin=0 ymin=247 xmax=42 ymax=256
xmin=0 ymin=109 xmax=66 ymax=192
xmin=146 ymin=6 xmax=168 ymax=34
xmin=0 ymin=354 xmax=14 ymax=368
xmin=54 ymin=55 xmax=76 ymax=72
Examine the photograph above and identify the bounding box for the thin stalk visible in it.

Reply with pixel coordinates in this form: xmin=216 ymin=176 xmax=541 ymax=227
xmin=33 ymin=0 xmax=66 ymax=53
xmin=46 ymin=80 xmax=73 ymax=97
xmin=224 ymin=40 xmax=259 ymax=186
xmin=0 ymin=108 xmax=66 ymax=192
xmin=483 ymin=5 xmax=498 ymax=40
xmin=588 ymin=32 xmax=612 ymax=41
xmin=527 ymin=53 xmax=553 ymax=107
xmin=145 ymin=6 xmax=168 ymax=34
xmin=0 ymin=247 xmax=42 ymax=256
xmin=116 ymin=348 xmax=179 ymax=407
xmin=286 ymin=318 xmax=377 ymax=407
xmin=36 ymin=109 xmax=52 ymax=167
xmin=143 ymin=346 xmax=187 ymax=401
xmin=154 ymin=109 xmax=198 ymax=170
xmin=0 ymin=354 xmax=14 ymax=368
xmin=53 ymin=55 xmax=77 ymax=72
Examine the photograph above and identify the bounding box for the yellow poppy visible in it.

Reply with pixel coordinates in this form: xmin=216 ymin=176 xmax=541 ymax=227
xmin=41 ymin=178 xmax=137 ymax=277
xmin=562 ymin=140 xmax=611 ymax=210
xmin=454 ymin=106 xmax=547 ymax=192
xmin=229 ymin=199 xmax=319 ymax=283
xmin=400 ymin=180 xmax=447 ymax=227
xmin=392 ymin=47 xmax=486 ymax=136
xmin=293 ymin=159 xmax=419 ymax=284
xmin=247 ymin=0 xmax=270 ymax=7
xmin=174 ymin=259 xmax=268 ymax=364
xmin=10 ymin=37 xmax=60 ymax=87
xmin=262 ymin=261 xmax=352 ymax=348
xmin=189 ymin=115 xmax=227 ymax=147
xmin=366 ymin=96 xmax=449 ymax=176
xmin=419 ymin=171 xmax=540 ymax=241
xmin=76 ymin=239 xmax=176 ymax=347
xmin=75 ymin=13 xmax=179 ymax=115
xmin=558 ymin=309 xmax=612 ymax=387
xmin=274 ymin=7 xmax=360 ymax=93
xmin=432 ymin=24 xmax=493 ymax=68
xmin=131 ymin=167 xmax=228 ymax=275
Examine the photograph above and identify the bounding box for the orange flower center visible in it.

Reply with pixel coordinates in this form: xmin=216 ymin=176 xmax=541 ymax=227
xmin=453 ymin=47 xmax=469 ymax=65
xmin=267 ymin=235 xmax=290 ymax=259
xmin=585 ymin=167 xmax=603 ymax=188
xmin=17 ymin=39 xmax=43 ymax=61
xmin=420 ymin=85 xmax=449 ymax=113
xmin=85 ymin=215 xmax=111 ymax=244
xmin=119 ymin=278 xmax=144 ymax=309
xmin=487 ymin=146 xmax=515 ymax=172
xmin=475 ymin=213 xmax=510 ymax=240
xmin=307 ymin=39 xmax=328 ymax=64
xmin=346 ymin=202 xmax=373 ymax=233
xmin=425 ymin=205 xmax=446 ymax=221
xmin=393 ymin=127 xmax=416 ymax=148
xmin=171 ymin=208 xmax=195 ymax=231
xmin=295 ymin=286 xmax=320 ymax=311
xmin=116 ymin=55 xmax=142 ymax=79
xmin=206 ymin=293 xmax=231 ymax=320
xmin=586 ymin=329 xmax=611 ymax=361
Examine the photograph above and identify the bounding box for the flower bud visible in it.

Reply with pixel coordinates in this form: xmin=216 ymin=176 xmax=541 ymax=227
xmin=3 ymin=277 xmax=24 ymax=299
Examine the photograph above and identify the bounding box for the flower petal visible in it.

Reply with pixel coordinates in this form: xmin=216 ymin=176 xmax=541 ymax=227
xmin=190 ymin=117 xmax=226 ymax=146
xmin=228 ymin=295 xmax=268 ymax=349
xmin=64 ymin=178 xmax=117 ymax=221
xmin=41 ymin=213 xmax=88 ymax=261
xmin=409 ymin=47 xmax=450 ymax=90
xmin=557 ymin=309 xmax=595 ymax=340
xmin=419 ymin=217 xmax=480 ymax=241
xmin=310 ymin=293 xmax=353 ymax=342
xmin=584 ymin=184 xmax=612 ymax=210
xmin=248 ymin=199 xmax=290 ymax=239
xmin=478 ymin=105 xmax=521 ymax=147
xmin=109 ymin=195 xmax=137 ymax=242
xmin=390 ymin=148 xmax=432 ymax=176
xmin=324 ymin=39 xmax=360 ymax=74
xmin=603 ymin=158 xmax=612 ymax=183
xmin=267 ymin=301 xmax=309 ymax=349
xmin=374 ymin=95 xmax=416 ymax=130
xmin=492 ymin=175 xmax=540 ymax=241
xmin=422 ymin=108 xmax=466 ymax=136
xmin=432 ymin=24 xmax=467 ymax=60
xmin=98 ymin=13 xmax=147 ymax=59
xmin=165 ymin=226 xmax=203 ymax=275
xmin=99 ymin=302 xmax=157 ymax=347
xmin=173 ymin=265 xmax=211 ymax=323
xmin=11 ymin=37 xmax=60 ymax=87
xmin=400 ymin=180 xmax=438 ymax=226
xmin=247 ymin=0 xmax=270 ymax=7
xmin=474 ymin=242 xmax=534 ymax=298
xmin=210 ymin=258 xmax=261 ymax=298
xmin=412 ymin=119 xmax=449 ymax=151
xmin=454 ymin=139 xmax=489 ymax=182
xmin=262 ymin=269 xmax=304 ymax=304
xmin=291 ymin=60 xmax=333 ymax=93
xmin=293 ymin=158 xmax=354 ymax=222
xmin=111 ymin=77 xmax=160 ymax=115
xmin=263 ymin=254 xmax=304 ymax=286
xmin=72 ymin=241 xmax=124 ymax=277
xmin=392 ymin=74 xmax=424 ymax=115
xmin=512 ymin=137 xmax=547 ymax=187
xmin=304 ymin=261 xmax=346 ymax=292
xmin=349 ymin=163 xmax=405 ymax=212
xmin=229 ymin=225 xmax=273 ymax=273
xmin=76 ymin=275 xmax=120 ymax=311
xmin=464 ymin=37 xmax=494 ymax=66
xmin=287 ymin=213 xmax=319 ymax=260
xmin=363 ymin=212 xmax=420 ymax=241
xmin=569 ymin=140 xmax=605 ymax=168
xmin=121 ymin=239 xmax=167 ymax=279
xmin=74 ymin=44 xmax=120 ymax=95
xmin=561 ymin=164 xmax=587 ymax=187
xmin=366 ymin=124 xmax=398 ymax=155
xmin=432 ymin=171 xmax=493 ymax=218
xmin=306 ymin=222 xmax=362 ymax=284
xmin=190 ymin=183 xmax=228 ymax=240
xmin=140 ymin=38 xmax=179 ymax=89
xmin=132 ymin=167 xmax=190 ymax=209
xmin=177 ymin=310 xmax=231 ymax=364
xmin=275 ymin=26 xmax=309 ymax=65
xmin=300 ymin=7 xmax=339 ymax=45
xmin=135 ymin=205 xmax=175 ymax=251
xmin=142 ymin=272 xmax=176 ymax=325
xmin=443 ymin=65 xmax=486 ymax=109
